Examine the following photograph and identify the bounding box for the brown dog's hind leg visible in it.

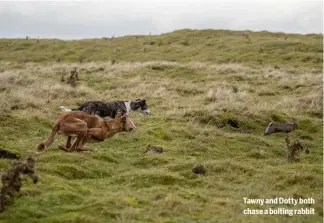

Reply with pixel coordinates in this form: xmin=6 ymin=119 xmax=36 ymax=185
xmin=66 ymin=136 xmax=73 ymax=149
xmin=59 ymin=135 xmax=84 ymax=152
xmin=57 ymin=118 xmax=88 ymax=152
xmin=58 ymin=145 xmax=70 ymax=152
xmin=69 ymin=137 xmax=82 ymax=152
xmin=75 ymin=146 xmax=97 ymax=152
xmin=58 ymin=136 xmax=74 ymax=151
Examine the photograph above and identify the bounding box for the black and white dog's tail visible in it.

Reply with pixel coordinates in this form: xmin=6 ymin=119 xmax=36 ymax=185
xmin=60 ymin=106 xmax=73 ymax=112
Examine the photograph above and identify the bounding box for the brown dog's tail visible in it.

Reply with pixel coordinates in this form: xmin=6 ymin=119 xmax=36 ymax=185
xmin=36 ymin=120 xmax=60 ymax=153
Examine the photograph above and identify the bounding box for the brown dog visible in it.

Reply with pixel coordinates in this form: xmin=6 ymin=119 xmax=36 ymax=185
xmin=36 ymin=111 xmax=135 ymax=153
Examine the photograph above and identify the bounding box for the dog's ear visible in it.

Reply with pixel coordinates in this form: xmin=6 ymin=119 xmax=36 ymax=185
xmin=116 ymin=110 xmax=123 ymax=117
xmin=142 ymin=99 xmax=146 ymax=104
xmin=120 ymin=110 xmax=126 ymax=116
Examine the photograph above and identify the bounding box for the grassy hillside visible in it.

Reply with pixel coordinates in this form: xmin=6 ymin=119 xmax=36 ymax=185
xmin=0 ymin=29 xmax=322 ymax=71
xmin=0 ymin=29 xmax=323 ymax=223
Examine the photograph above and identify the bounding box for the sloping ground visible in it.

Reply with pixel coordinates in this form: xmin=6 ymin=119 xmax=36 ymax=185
xmin=0 ymin=60 xmax=322 ymax=223
xmin=0 ymin=29 xmax=322 ymax=70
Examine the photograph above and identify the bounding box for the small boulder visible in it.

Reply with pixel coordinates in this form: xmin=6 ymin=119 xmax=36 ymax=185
xmin=227 ymin=119 xmax=239 ymax=128
xmin=0 ymin=150 xmax=19 ymax=159
xmin=10 ymin=105 xmax=19 ymax=110
xmin=145 ymin=144 xmax=163 ymax=154
xmin=192 ymin=164 xmax=206 ymax=175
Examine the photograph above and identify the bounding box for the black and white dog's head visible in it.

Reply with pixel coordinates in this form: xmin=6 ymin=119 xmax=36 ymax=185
xmin=129 ymin=99 xmax=150 ymax=115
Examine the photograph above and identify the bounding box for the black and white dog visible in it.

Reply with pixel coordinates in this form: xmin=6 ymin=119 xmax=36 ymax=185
xmin=60 ymin=99 xmax=150 ymax=119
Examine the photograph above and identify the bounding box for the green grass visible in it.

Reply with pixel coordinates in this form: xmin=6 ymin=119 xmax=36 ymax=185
xmin=0 ymin=29 xmax=322 ymax=71
xmin=0 ymin=29 xmax=322 ymax=223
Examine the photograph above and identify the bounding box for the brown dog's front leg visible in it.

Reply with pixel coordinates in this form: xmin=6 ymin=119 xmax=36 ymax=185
xmin=77 ymin=128 xmax=106 ymax=152
xmin=75 ymin=134 xmax=97 ymax=152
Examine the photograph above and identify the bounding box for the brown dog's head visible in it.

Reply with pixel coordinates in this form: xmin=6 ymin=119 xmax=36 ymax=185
xmin=115 ymin=111 xmax=136 ymax=132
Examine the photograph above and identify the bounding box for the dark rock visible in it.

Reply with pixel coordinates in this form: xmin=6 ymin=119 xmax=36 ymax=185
xmin=10 ymin=105 xmax=19 ymax=110
xmin=227 ymin=119 xmax=239 ymax=128
xmin=145 ymin=145 xmax=163 ymax=154
xmin=192 ymin=164 xmax=206 ymax=175
xmin=0 ymin=150 xmax=19 ymax=159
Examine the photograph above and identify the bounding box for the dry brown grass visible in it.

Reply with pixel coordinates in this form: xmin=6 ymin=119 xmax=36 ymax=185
xmin=3 ymin=61 xmax=321 ymax=120
xmin=0 ymin=70 xmax=99 ymax=116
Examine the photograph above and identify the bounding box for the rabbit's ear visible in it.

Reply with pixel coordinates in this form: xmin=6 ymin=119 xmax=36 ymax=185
xmin=263 ymin=122 xmax=273 ymax=136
